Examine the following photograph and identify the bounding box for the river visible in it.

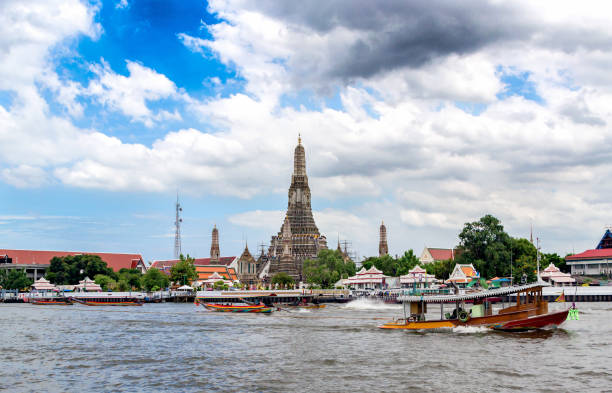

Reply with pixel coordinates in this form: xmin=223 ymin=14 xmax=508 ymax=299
xmin=1 ymin=300 xmax=610 ymax=392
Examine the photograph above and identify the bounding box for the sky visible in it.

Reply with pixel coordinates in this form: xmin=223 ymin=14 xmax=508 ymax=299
xmin=2 ymin=0 xmax=612 ymax=263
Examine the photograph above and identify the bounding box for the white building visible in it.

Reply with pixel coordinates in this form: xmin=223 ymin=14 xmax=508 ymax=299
xmin=400 ymin=265 xmax=439 ymax=288
xmin=540 ymin=263 xmax=576 ymax=287
xmin=346 ymin=266 xmax=389 ymax=290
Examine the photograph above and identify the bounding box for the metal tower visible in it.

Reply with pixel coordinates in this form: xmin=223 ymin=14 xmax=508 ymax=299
xmin=173 ymin=194 xmax=183 ymax=259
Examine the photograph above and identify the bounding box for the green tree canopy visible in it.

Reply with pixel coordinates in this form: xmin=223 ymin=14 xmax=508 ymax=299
xmin=360 ymin=250 xmax=420 ymax=277
xmin=142 ymin=268 xmax=170 ymax=291
xmin=46 ymin=254 xmax=116 ymax=285
xmin=0 ymin=269 xmax=33 ymax=290
xmin=457 ymin=214 xmax=512 ymax=279
xmin=543 ymin=252 xmax=567 ymax=273
xmin=169 ymin=254 xmax=198 ymax=285
xmin=303 ymin=249 xmax=356 ymax=288
xmin=118 ymin=268 xmax=143 ymax=290
xmin=271 ymin=272 xmax=295 ymax=287
xmin=94 ymin=274 xmax=116 ymax=291
xmin=424 ymin=259 xmax=456 ymax=280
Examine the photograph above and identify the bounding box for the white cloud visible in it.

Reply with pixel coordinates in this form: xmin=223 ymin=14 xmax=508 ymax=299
xmin=86 ymin=60 xmax=181 ymax=127
xmin=4 ymin=0 xmax=612 ymax=257
xmin=115 ymin=0 xmax=129 ymax=10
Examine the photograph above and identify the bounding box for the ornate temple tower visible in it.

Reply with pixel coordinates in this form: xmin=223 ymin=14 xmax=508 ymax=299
xmin=268 ymin=136 xmax=326 ymax=281
xmin=210 ymin=225 xmax=220 ymax=261
xmin=379 ymin=221 xmax=388 ymax=257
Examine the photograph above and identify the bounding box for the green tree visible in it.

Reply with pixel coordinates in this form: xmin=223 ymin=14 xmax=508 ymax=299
xmin=118 ymin=268 xmax=143 ymax=290
xmin=213 ymin=280 xmax=229 ymax=290
xmin=360 ymin=250 xmax=420 ymax=277
xmin=116 ymin=279 xmax=130 ymax=292
xmin=513 ymin=254 xmax=537 ymax=283
xmin=457 ymin=214 xmax=512 ymax=279
xmin=303 ymin=249 xmax=356 ymax=288
xmin=94 ymin=274 xmax=116 ymax=291
xmin=169 ymin=254 xmax=198 ymax=285
xmin=46 ymin=254 xmax=116 ymax=285
xmin=543 ymin=252 xmax=567 ymax=273
xmin=0 ymin=269 xmax=33 ymax=290
xmin=424 ymin=259 xmax=456 ymax=280
xmin=396 ymin=250 xmax=420 ymax=276
xmin=142 ymin=268 xmax=170 ymax=291
xmin=271 ymin=272 xmax=295 ymax=288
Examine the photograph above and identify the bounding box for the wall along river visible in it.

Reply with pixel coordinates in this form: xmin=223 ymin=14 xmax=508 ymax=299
xmin=0 ymin=299 xmax=610 ymax=392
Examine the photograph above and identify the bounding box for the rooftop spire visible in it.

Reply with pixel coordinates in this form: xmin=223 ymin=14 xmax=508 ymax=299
xmin=293 ymin=134 xmax=306 ymax=176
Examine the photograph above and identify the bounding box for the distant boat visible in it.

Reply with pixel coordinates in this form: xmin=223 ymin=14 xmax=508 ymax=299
xmin=31 ymin=297 xmax=73 ymax=305
xmin=71 ymin=296 xmax=143 ymax=306
xmin=200 ymin=302 xmax=272 ymax=313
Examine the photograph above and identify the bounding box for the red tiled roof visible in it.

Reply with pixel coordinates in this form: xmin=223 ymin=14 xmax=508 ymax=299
xmin=428 ymin=248 xmax=454 ymax=261
xmin=566 ymin=248 xmax=612 ymax=260
xmin=0 ymin=249 xmax=144 ymax=272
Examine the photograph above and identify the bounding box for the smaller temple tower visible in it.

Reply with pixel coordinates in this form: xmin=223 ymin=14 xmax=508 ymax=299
xmin=379 ymin=220 xmax=388 ymax=257
xmin=210 ymin=225 xmax=220 ymax=261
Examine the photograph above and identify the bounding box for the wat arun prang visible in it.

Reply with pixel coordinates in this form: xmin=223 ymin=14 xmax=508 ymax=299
xmin=267 ymin=136 xmax=328 ymax=282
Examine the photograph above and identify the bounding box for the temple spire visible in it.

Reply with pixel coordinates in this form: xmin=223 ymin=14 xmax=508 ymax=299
xmin=379 ymin=220 xmax=388 ymax=257
xmin=293 ymin=135 xmax=306 ymax=176
xmin=210 ymin=225 xmax=220 ymax=261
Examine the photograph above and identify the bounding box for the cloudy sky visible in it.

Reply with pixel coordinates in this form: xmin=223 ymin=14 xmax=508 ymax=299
xmin=2 ymin=0 xmax=612 ymax=262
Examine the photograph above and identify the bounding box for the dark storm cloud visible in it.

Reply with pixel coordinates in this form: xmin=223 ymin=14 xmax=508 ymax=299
xmin=244 ymin=0 xmax=532 ymax=80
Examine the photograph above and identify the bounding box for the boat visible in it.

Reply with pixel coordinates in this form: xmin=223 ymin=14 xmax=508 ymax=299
xmin=71 ymin=296 xmax=143 ymax=306
xmin=379 ymin=283 xmax=568 ymax=331
xmin=490 ymin=309 xmax=570 ymax=332
xmin=31 ymin=297 xmax=73 ymax=305
xmin=200 ymin=302 xmax=273 ymax=313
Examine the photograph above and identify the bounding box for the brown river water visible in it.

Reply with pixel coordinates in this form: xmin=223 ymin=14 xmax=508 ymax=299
xmin=1 ymin=299 xmax=611 ymax=393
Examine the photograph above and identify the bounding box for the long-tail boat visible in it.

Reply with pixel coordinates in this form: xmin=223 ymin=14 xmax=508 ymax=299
xmin=71 ymin=296 xmax=143 ymax=306
xmin=489 ymin=309 xmax=570 ymax=332
xmin=31 ymin=297 xmax=73 ymax=305
xmin=200 ymin=302 xmax=272 ymax=313
xmin=379 ymin=283 xmax=569 ymax=331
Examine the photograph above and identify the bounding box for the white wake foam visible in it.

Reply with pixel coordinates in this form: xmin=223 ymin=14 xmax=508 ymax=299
xmin=452 ymin=325 xmax=490 ymax=334
xmin=342 ymin=298 xmax=401 ymax=310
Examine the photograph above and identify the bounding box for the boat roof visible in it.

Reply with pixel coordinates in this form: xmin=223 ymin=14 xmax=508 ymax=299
xmin=398 ymin=283 xmax=546 ymax=303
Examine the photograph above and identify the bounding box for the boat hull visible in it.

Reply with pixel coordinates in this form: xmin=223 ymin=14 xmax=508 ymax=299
xmin=31 ymin=299 xmax=73 ymax=305
xmin=71 ymin=297 xmax=143 ymax=306
xmin=490 ymin=309 xmax=570 ymax=332
xmin=202 ymin=303 xmax=272 ymax=313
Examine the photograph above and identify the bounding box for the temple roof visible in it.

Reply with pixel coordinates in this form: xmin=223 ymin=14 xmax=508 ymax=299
xmin=596 ymin=229 xmax=612 ymax=249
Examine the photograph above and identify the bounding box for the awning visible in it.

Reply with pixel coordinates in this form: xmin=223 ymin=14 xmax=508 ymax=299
xmin=397 ymin=283 xmax=547 ymax=303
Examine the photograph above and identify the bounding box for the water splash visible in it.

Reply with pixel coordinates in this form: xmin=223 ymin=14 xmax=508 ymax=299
xmin=342 ymin=298 xmax=400 ymax=310
xmin=452 ymin=325 xmax=490 ymax=334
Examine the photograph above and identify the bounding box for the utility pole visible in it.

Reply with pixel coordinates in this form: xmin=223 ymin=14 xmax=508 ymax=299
xmin=174 ymin=193 xmax=183 ymax=259
xmin=536 ymin=237 xmax=541 ymax=282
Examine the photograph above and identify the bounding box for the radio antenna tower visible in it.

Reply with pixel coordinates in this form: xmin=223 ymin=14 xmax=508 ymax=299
xmin=173 ymin=193 xmax=183 ymax=259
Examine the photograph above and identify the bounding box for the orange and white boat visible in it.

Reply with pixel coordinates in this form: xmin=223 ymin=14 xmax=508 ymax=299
xmin=379 ymin=283 xmax=569 ymax=331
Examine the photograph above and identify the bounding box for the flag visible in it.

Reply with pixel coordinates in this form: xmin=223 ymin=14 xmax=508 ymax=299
xmin=555 ymin=292 xmax=565 ymax=302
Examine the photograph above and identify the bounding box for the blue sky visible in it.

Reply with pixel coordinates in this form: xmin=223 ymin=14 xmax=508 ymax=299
xmin=2 ymin=0 xmax=612 ymax=262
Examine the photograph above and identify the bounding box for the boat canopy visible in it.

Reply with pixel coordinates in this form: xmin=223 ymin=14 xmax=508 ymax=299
xmin=397 ymin=283 xmax=546 ymax=303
